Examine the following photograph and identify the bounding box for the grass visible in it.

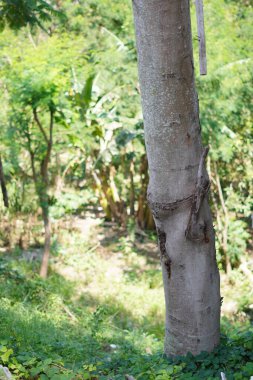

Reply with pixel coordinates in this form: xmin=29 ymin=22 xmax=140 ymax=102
xmin=0 ymin=214 xmax=252 ymax=379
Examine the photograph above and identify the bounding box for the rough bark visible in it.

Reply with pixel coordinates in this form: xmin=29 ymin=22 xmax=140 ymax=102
xmin=132 ymin=0 xmax=220 ymax=356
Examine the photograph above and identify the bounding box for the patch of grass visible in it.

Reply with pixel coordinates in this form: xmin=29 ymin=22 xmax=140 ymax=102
xmin=0 ymin=223 xmax=252 ymax=379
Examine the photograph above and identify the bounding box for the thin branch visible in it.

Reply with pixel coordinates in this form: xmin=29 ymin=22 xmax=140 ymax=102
xmin=26 ymin=127 xmax=37 ymax=182
xmin=40 ymin=108 xmax=54 ymax=181
xmin=210 ymin=186 xmax=222 ymax=246
xmin=49 ymin=108 xmax=54 ymax=145
xmin=214 ymin=163 xmax=231 ymax=273
xmin=27 ymin=25 xmax=37 ymax=49
xmin=33 ymin=108 xmax=49 ymax=144
xmin=62 ymin=305 xmax=78 ymax=322
xmin=62 ymin=156 xmax=85 ymax=179
xmin=214 ymin=164 xmax=227 ymax=217
xmin=18 ymin=165 xmax=33 ymax=180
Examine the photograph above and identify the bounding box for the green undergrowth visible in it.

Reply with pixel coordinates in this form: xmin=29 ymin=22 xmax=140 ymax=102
xmin=0 ymin=222 xmax=252 ymax=379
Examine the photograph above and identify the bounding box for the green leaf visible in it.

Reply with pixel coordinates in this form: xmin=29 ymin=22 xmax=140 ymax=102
xmin=1 ymin=348 xmax=13 ymax=363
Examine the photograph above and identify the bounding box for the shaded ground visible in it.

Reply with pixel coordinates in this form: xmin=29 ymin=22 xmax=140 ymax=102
xmin=54 ymin=212 xmax=253 ymax=323
xmin=0 ymin=212 xmax=252 ymax=379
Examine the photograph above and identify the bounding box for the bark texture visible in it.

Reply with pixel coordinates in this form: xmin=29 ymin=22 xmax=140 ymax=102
xmin=132 ymin=0 xmax=220 ymax=356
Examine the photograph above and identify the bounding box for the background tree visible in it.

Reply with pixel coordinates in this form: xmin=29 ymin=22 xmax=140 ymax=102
xmin=0 ymin=0 xmax=62 ymax=32
xmin=8 ymin=73 xmax=63 ymax=277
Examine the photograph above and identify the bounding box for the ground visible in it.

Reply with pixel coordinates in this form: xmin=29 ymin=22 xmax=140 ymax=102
xmin=0 ymin=212 xmax=252 ymax=379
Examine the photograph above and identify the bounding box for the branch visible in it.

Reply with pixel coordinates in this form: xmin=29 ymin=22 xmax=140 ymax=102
xmin=49 ymin=108 xmax=53 ymax=145
xmin=62 ymin=156 xmax=84 ymax=179
xmin=210 ymin=186 xmax=222 ymax=245
xmin=214 ymin=163 xmax=231 ymax=272
xmin=27 ymin=25 xmax=37 ymax=49
xmin=17 ymin=165 xmax=33 ymax=180
xmin=26 ymin=128 xmax=37 ymax=182
xmin=40 ymin=108 xmax=54 ymax=181
xmin=214 ymin=164 xmax=228 ymax=218
xmin=33 ymin=108 xmax=49 ymax=144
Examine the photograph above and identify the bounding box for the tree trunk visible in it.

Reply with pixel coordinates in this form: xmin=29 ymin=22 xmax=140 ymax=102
xmin=215 ymin=167 xmax=231 ymax=273
xmin=132 ymin=0 xmax=220 ymax=356
xmin=129 ymin=160 xmax=135 ymax=217
xmin=137 ymin=155 xmax=155 ymax=230
xmin=40 ymin=206 xmax=51 ymax=279
xmin=0 ymin=156 xmax=9 ymax=208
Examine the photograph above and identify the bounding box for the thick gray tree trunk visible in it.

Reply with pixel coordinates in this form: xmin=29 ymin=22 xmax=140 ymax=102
xmin=132 ymin=0 xmax=220 ymax=356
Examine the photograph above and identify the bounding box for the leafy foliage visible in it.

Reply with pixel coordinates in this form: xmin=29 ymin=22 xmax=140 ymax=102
xmin=0 ymin=0 xmax=250 ymax=270
xmin=0 ymin=0 xmax=63 ymax=32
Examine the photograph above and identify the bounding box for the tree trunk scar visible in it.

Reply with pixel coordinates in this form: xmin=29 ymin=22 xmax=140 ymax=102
xmin=157 ymin=227 xmax=172 ymax=279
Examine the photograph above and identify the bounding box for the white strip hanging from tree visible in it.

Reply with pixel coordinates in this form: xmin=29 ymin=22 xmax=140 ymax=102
xmin=195 ymin=0 xmax=207 ymax=75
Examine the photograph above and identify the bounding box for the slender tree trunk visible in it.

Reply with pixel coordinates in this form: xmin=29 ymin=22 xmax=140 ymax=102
xmin=215 ymin=167 xmax=231 ymax=273
xmin=38 ymin=186 xmax=51 ymax=278
xmin=137 ymin=155 xmax=155 ymax=230
xmin=54 ymin=153 xmax=64 ymax=196
xmin=132 ymin=0 xmax=220 ymax=356
xmin=129 ymin=161 xmax=135 ymax=217
xmin=34 ymin=107 xmax=54 ymax=278
xmin=0 ymin=156 xmax=9 ymax=208
xmin=40 ymin=205 xmax=51 ymax=278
